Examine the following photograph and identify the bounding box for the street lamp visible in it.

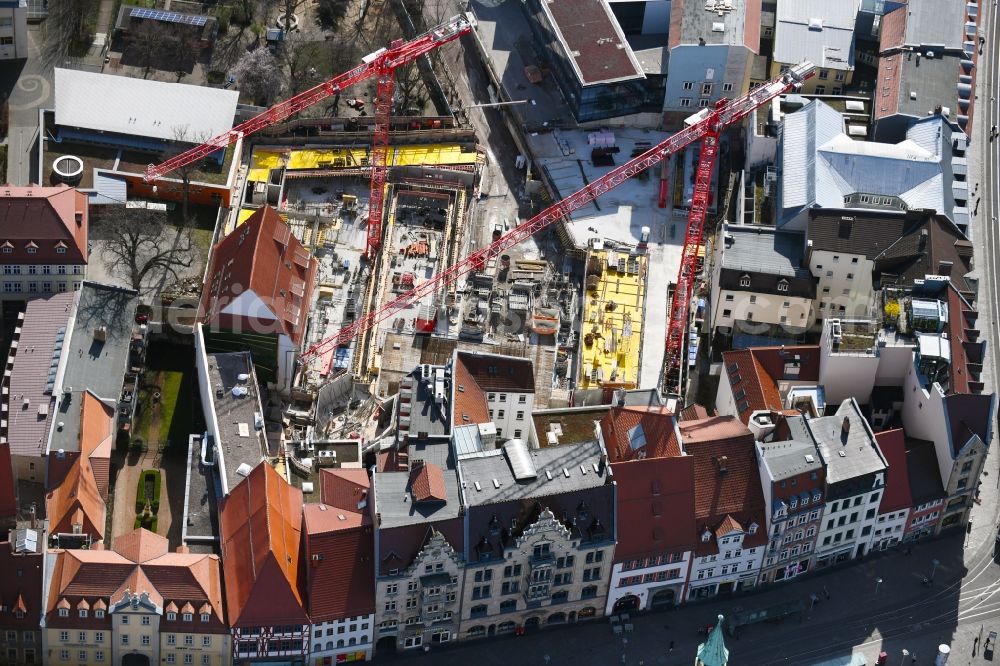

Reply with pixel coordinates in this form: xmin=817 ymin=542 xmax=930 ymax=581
xmin=931 ymin=558 xmax=941 ymax=581
xmin=875 ymin=577 xmax=883 ymax=594
xmin=899 ymin=649 xmax=909 ymax=665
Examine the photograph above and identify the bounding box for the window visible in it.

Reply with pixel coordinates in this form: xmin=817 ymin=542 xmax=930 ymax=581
xmin=0 ymin=246 xmax=10 ymax=254
xmin=701 ymin=83 xmax=713 ymax=95
xmin=184 ymin=635 xmax=193 ymax=646
xmin=832 ymin=87 xmax=842 ymax=95
xmin=498 ymin=394 xmax=506 ymax=402
xmin=846 ymin=273 xmax=854 ymax=280
xmin=723 ymin=82 xmax=734 ymax=92
xmin=384 ymin=601 xmax=396 ymax=612
xmin=141 ymin=635 xmax=151 ymax=646
xmin=121 ymin=635 xmax=129 ymax=646
xmin=500 ymin=599 xmax=517 ymax=613
xmin=533 ymin=543 xmax=550 ymax=558
xmin=698 ymin=99 xmax=711 ymax=108
xmin=200 ymin=613 xmax=210 ymax=622
xmin=167 ymin=612 xmax=176 ymax=621
xmin=167 ymin=656 xmax=176 ymax=665
xmin=680 ymin=98 xmax=692 ymax=108
xmin=497 ymin=410 xmax=505 ymax=419
xmin=739 ymin=275 xmax=750 ymax=287
xmin=79 ymin=608 xmax=88 ymax=618
xmin=835 ymin=71 xmax=846 ymax=81
xmin=516 ymin=411 xmax=524 ymax=420
xmin=141 ymin=615 xmax=150 ymax=625
xmin=818 ymin=69 xmax=829 ymax=80
xmin=202 ymin=656 xmax=210 ymax=666
xmin=514 ymin=429 xmax=522 ymax=438
xmin=95 ymin=610 xmax=104 ymax=619
xmin=96 ymin=651 xmax=104 ymax=662
xmin=777 ymin=280 xmax=788 ymax=292
xmin=815 ymin=85 xmax=826 ymax=95
xmin=182 ymin=613 xmax=193 ymax=622
xmin=722 ymin=309 xmax=732 ymax=317
xmin=168 ymin=635 xmax=177 ymax=646
xmin=59 ymin=631 xmax=69 ymax=642
xmin=59 ymin=651 xmax=69 ymax=662
xmin=683 ymin=81 xmax=694 ymax=90
xmin=42 ymin=283 xmax=51 ymax=293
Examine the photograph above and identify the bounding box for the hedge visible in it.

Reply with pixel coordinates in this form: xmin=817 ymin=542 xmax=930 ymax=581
xmin=134 ymin=469 xmax=162 ymax=514
xmin=133 ymin=514 xmax=158 ymax=533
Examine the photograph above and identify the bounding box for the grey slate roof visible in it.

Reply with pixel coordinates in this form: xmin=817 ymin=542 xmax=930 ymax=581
xmin=779 ymin=100 xmax=963 ymax=229
xmin=895 ymin=53 xmax=967 ymax=126
xmin=396 ymin=367 xmax=450 ymax=444
xmin=758 ymin=438 xmax=823 ymax=481
xmin=774 ymin=0 xmax=856 ymax=69
xmin=206 ymin=352 xmax=267 ymax=496
xmin=904 ymin=0 xmax=968 ymax=46
xmin=718 ymin=225 xmax=815 ymax=298
xmin=805 ymin=399 xmax=887 ymax=485
xmin=3 ymin=293 xmax=74 ymax=458
xmin=373 ymin=440 xmax=462 ymax=528
xmin=458 ymin=439 xmax=609 ymax=506
xmin=49 ymin=282 xmax=137 ymax=455
xmin=904 ymin=438 xmax=946 ymax=504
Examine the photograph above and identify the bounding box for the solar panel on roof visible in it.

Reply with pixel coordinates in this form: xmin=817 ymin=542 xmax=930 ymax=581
xmin=130 ymin=6 xmax=208 ymax=26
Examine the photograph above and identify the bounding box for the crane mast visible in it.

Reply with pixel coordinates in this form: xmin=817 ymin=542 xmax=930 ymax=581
xmin=300 ymin=61 xmax=816 ymax=390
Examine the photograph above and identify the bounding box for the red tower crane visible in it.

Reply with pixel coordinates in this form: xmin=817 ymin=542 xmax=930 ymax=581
xmin=301 ymin=62 xmax=816 ymax=390
xmin=142 ymin=14 xmax=475 ymax=257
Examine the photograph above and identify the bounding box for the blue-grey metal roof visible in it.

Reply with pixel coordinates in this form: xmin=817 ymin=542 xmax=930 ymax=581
xmin=374 ymin=440 xmax=462 ymax=528
xmin=779 ymin=100 xmax=961 ymax=229
xmin=805 ymin=400 xmax=888 ymax=485
xmin=774 ymin=0 xmax=857 ymax=70
xmin=720 ymin=225 xmax=811 ymax=278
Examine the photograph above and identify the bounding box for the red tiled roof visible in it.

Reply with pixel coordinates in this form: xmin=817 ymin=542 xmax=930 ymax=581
xmin=452 ymin=356 xmax=490 ymax=426
xmin=303 ymin=503 xmax=375 ymax=622
xmin=0 ymin=541 xmax=44 ymax=631
xmin=679 ymin=404 xmax=711 ymax=422
xmin=409 ymin=461 xmax=446 ymax=503
xmin=0 ymin=444 xmax=15 ymax=519
xmin=219 ymin=462 xmax=308 ymax=626
xmin=199 ymin=206 xmax=318 ymax=346
xmin=680 ymin=416 xmax=767 ymax=552
xmin=319 ymin=468 xmax=370 ymax=514
xmin=875 ymin=429 xmax=912 ymax=514
xmin=714 ymin=515 xmax=743 ymax=540
xmin=46 ymin=530 xmax=226 ymax=628
xmin=742 ymin=0 xmax=762 ymax=52
xmin=545 ymin=0 xmax=643 ymax=86
xmin=611 ymin=455 xmax=697 ymax=560
xmin=874 ymin=7 xmax=907 ymax=121
xmin=112 ymin=528 xmax=169 ymax=563
xmin=722 ymin=346 xmax=820 ymax=424
xmin=45 ymin=459 xmax=106 ymax=541
xmin=0 ymin=186 xmax=88 ymax=264
xmin=81 ymin=391 xmax=114 ymax=502
xmin=945 ymin=283 xmax=982 ymax=395
xmin=455 ymin=351 xmax=534 ymax=393
xmin=600 ymin=406 xmax=680 ymax=462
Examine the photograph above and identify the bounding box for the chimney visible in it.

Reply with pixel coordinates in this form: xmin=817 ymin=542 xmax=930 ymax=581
xmin=74 ymin=212 xmax=83 ymax=226
xmin=598 ymin=453 xmax=608 ymax=474
xmin=29 ymin=503 xmax=36 ymax=529
xmin=919 ymin=228 xmax=929 ymax=250
xmin=841 ymin=417 xmax=851 ymax=438
xmin=937 ymin=260 xmax=953 ymax=275
xmin=717 ymin=455 xmax=729 ymax=475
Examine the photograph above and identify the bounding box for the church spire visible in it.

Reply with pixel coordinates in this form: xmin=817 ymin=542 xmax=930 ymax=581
xmin=695 ymin=614 xmax=729 ymax=666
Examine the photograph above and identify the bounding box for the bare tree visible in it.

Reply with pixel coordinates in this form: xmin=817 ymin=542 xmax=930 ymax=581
xmin=46 ymin=0 xmax=92 ymax=55
xmin=94 ymin=207 xmax=195 ymax=294
xmin=125 ymin=21 xmax=165 ymax=79
xmin=233 ymin=46 xmax=284 ymax=105
xmin=169 ymin=126 xmax=213 ymax=223
xmin=315 ymin=0 xmax=350 ymax=31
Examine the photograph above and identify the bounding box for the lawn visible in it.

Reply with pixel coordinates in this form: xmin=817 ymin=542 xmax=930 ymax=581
xmin=132 ymin=341 xmax=201 ymax=454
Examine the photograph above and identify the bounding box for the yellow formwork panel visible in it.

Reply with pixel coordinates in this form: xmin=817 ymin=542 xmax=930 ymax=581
xmin=393 ymin=144 xmax=477 ymax=166
xmin=578 ymin=250 xmax=646 ymax=390
xmin=237 ymin=208 xmax=257 ymax=225
xmin=249 ymin=150 xmax=285 ymax=182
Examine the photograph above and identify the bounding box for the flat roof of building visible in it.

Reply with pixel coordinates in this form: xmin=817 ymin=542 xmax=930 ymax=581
xmin=458 ymin=439 xmax=608 ymax=506
xmin=50 ymin=282 xmax=137 ymax=455
xmin=373 ymin=440 xmax=461 ymax=528
xmin=670 ymin=0 xmax=760 ymax=50
xmin=54 ymin=69 xmax=239 ymax=143
xmin=3 ymin=293 xmax=74 ymax=458
xmin=579 ymin=249 xmax=645 ymax=391
xmin=805 ymin=400 xmax=887 ymax=484
xmin=774 ymin=0 xmax=856 ymax=70
xmin=397 ymin=367 xmax=450 ymax=442
xmin=182 ymin=435 xmax=219 ymax=554
xmin=540 ymin=0 xmax=644 ymax=86
xmin=758 ymin=437 xmax=823 ymax=481
xmin=205 ymin=352 xmax=267 ymax=496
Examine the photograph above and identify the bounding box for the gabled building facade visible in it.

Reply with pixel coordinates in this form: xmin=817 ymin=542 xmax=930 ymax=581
xmin=304 ymin=468 xmax=376 ymax=665
xmin=755 ymin=428 xmax=825 ymax=585
xmin=219 ymin=463 xmax=308 ymax=664
xmin=681 ymin=417 xmax=767 ymax=600
xmin=0 ymin=527 xmax=45 ymax=664
xmin=0 ymin=186 xmax=88 ymax=300
xmin=199 ymin=206 xmax=318 ymax=391
xmin=600 ymin=406 xmax=695 ymax=613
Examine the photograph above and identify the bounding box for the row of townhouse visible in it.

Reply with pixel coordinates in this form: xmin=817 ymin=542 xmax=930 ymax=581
xmin=0 ymin=339 xmax=989 ymax=664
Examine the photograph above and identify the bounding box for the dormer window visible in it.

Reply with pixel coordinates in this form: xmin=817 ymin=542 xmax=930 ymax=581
xmin=739 ymin=274 xmax=751 ymax=288
xmin=79 ymin=609 xmax=88 ymax=618
xmin=749 ymin=522 xmax=759 ymax=535
xmin=55 ymin=242 xmax=67 ymax=254
xmin=95 ymin=610 xmax=105 ymax=619
xmin=167 ymin=612 xmax=176 ymax=621
xmin=777 ymin=279 xmax=789 ymax=292
xmin=1 ymin=242 xmax=11 ymax=254
xmin=58 ymin=608 xmax=69 ymax=617
xmin=789 ymin=497 xmax=798 ymax=509
xmin=182 ymin=613 xmax=193 ymax=622
xmin=25 ymin=241 xmax=37 ymax=254
xmin=200 ymin=613 xmax=210 ymax=622
xmin=701 ymin=529 xmax=711 ymax=542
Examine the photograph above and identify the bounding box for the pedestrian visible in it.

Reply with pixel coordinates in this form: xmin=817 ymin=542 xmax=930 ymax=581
xmin=620 ymin=653 xmax=626 ymax=665
xmin=823 ymin=585 xmax=830 ymax=600
xmin=669 ymin=640 xmax=675 ymax=652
